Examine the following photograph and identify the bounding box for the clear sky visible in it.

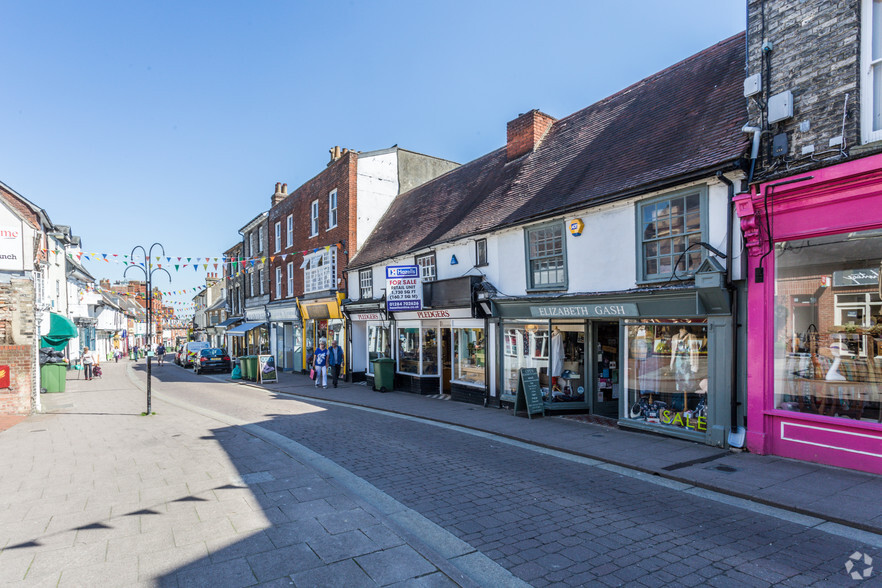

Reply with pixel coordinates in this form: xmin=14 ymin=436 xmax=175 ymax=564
xmin=1 ymin=0 xmax=745 ymax=315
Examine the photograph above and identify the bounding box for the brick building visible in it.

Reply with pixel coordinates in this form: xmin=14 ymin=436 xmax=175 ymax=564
xmin=266 ymin=146 xmax=458 ymax=373
xmin=736 ymin=0 xmax=882 ymax=473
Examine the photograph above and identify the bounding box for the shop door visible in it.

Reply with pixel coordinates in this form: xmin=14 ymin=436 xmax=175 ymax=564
xmin=593 ymin=322 xmax=620 ymax=418
xmin=441 ymin=327 xmax=452 ymax=394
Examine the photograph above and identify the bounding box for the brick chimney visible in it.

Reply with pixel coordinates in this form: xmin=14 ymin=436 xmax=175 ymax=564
xmin=506 ymin=109 xmax=556 ymax=161
xmin=271 ymin=182 xmax=288 ymax=206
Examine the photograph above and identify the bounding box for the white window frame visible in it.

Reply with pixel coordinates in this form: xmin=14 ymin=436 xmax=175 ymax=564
xmin=304 ymin=248 xmax=337 ymax=293
xmin=862 ymin=0 xmax=882 ymax=143
xmin=310 ymin=200 xmax=319 ymax=237
xmin=259 ymin=269 xmax=265 ymax=295
xmin=524 ymin=221 xmax=567 ymax=291
xmin=635 ymin=187 xmax=707 ymax=283
xmin=328 ymin=189 xmax=338 ymax=230
xmin=359 ymin=268 xmax=373 ymax=299
xmin=476 ymin=238 xmax=488 ymax=267
xmin=416 ymin=252 xmax=436 ymax=282
xmin=286 ymin=215 xmax=293 ymax=248
xmin=274 ymin=222 xmax=281 ymax=253
xmin=249 ymin=272 xmax=255 ymax=297
xmin=275 ymin=266 xmax=282 ymax=298
xmin=287 ymin=262 xmax=294 ymax=297
xmin=258 ymin=228 xmax=264 ymax=253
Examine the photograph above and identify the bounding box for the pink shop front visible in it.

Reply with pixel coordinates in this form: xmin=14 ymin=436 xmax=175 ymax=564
xmin=736 ymin=154 xmax=882 ymax=474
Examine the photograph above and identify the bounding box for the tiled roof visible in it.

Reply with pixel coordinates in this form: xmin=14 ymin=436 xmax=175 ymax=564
xmin=350 ymin=33 xmax=748 ymax=269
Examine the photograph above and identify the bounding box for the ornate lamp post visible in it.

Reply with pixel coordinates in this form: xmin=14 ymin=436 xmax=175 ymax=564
xmin=124 ymin=243 xmax=171 ymax=415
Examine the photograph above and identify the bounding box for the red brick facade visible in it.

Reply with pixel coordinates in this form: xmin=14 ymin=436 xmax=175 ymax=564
xmin=267 ymin=152 xmax=358 ymax=301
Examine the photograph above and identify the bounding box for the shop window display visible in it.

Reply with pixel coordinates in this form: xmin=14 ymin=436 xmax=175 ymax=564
xmin=625 ymin=320 xmax=709 ymax=431
xmin=548 ymin=324 xmax=585 ymax=402
xmin=774 ymin=229 xmax=882 ymax=421
xmin=398 ymin=328 xmax=420 ymax=374
xmin=453 ymin=328 xmax=485 ymax=385
xmin=502 ymin=324 xmax=549 ymax=400
xmin=367 ymin=324 xmax=391 ymax=374
xmin=422 ymin=328 xmax=438 ymax=375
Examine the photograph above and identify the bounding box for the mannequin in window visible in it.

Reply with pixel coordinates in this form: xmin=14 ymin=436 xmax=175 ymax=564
xmin=670 ymin=326 xmax=699 ymax=399
xmin=551 ymin=326 xmax=564 ymax=379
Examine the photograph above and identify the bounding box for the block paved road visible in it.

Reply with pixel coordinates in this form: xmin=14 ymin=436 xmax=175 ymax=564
xmin=1 ymin=359 xmax=879 ymax=587
xmin=138 ymin=361 xmax=879 ymax=587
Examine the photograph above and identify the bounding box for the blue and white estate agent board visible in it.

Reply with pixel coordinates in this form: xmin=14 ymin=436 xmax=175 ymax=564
xmin=386 ymin=265 xmax=423 ymax=312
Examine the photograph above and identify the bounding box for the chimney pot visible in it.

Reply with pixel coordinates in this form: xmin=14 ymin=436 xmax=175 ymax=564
xmin=282 ymin=183 xmax=287 ymax=194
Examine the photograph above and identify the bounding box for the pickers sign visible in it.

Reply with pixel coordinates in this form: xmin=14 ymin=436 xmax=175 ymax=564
xmin=386 ymin=265 xmax=423 ymax=312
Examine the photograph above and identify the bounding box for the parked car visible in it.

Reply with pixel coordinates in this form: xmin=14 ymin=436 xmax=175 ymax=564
xmin=194 ymin=348 xmax=232 ymax=375
xmin=181 ymin=341 xmax=211 ymax=368
xmin=175 ymin=346 xmax=183 ymax=366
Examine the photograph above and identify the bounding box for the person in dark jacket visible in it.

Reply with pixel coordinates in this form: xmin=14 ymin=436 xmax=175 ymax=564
xmin=328 ymin=338 xmax=344 ymax=388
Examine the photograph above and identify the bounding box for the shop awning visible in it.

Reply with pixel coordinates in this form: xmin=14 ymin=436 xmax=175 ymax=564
xmin=40 ymin=312 xmax=78 ymax=351
xmin=216 ymin=316 xmax=243 ymax=329
xmin=225 ymin=321 xmax=266 ymax=336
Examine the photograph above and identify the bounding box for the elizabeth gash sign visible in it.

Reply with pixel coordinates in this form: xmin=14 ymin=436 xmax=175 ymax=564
xmin=386 ymin=265 xmax=423 ymax=312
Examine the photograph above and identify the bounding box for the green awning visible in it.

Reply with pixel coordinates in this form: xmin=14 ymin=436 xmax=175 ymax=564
xmin=40 ymin=312 xmax=78 ymax=351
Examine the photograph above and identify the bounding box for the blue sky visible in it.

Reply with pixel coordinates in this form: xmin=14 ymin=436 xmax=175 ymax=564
xmin=0 ymin=0 xmax=745 ymax=313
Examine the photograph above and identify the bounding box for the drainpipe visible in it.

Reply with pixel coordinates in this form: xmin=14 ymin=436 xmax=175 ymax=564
xmin=715 ymin=171 xmax=740 ymax=432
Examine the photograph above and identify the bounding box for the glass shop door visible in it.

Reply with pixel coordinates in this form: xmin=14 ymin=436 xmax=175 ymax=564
xmin=593 ymin=321 xmax=620 ymax=418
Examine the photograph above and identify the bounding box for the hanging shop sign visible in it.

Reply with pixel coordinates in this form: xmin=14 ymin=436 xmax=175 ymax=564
xmin=832 ymin=268 xmax=879 ymax=287
xmin=386 ymin=265 xmax=423 ymax=312
xmin=530 ymin=303 xmax=639 ymax=318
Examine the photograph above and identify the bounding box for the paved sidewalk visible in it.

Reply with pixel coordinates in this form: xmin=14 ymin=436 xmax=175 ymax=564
xmin=0 ymin=362 xmax=517 ymax=587
xmin=253 ymin=370 xmax=882 ymax=537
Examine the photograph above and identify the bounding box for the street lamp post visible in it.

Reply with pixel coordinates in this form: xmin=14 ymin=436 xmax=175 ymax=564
xmin=124 ymin=243 xmax=171 ymax=415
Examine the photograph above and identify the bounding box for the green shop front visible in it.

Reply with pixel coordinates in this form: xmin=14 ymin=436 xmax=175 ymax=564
xmin=491 ymin=287 xmax=734 ymax=447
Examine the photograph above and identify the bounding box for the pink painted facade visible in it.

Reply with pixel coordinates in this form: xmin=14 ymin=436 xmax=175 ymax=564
xmin=736 ymin=153 xmax=882 ymax=474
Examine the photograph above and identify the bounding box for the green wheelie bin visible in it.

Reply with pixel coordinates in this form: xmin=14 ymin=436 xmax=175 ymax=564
xmin=41 ymin=363 xmax=68 ymax=393
xmin=371 ymin=358 xmax=395 ymax=393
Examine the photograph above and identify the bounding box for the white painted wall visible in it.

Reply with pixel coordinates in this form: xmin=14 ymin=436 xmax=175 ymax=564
xmin=356 ymin=151 xmax=399 ymax=251
xmin=349 ymin=176 xmax=739 ymax=301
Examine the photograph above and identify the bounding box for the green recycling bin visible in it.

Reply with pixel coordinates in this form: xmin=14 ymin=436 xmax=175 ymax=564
xmin=41 ymin=363 xmax=68 ymax=393
xmin=371 ymin=358 xmax=395 ymax=393
xmin=246 ymin=356 xmax=259 ymax=381
xmin=239 ymin=357 xmax=250 ymax=381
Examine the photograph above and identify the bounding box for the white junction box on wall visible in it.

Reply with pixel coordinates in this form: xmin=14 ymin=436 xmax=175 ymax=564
xmin=769 ymin=90 xmax=794 ymax=123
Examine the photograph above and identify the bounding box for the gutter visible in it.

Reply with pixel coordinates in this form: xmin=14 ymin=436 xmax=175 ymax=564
xmin=714 ymin=171 xmax=741 ymax=432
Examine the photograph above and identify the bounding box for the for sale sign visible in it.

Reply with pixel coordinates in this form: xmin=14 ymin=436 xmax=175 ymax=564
xmin=386 ymin=265 xmax=423 ymax=312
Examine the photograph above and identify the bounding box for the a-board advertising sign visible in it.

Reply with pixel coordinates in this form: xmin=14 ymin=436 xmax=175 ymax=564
xmin=514 ymin=367 xmax=545 ymax=418
xmin=258 ymin=355 xmax=277 ymax=383
xmin=385 ymin=265 xmax=423 ymax=312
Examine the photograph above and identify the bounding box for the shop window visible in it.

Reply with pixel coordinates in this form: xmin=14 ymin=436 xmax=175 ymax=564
xmin=286 ymin=215 xmax=293 ymax=247
xmin=476 ymin=239 xmax=488 ymax=267
xmin=862 ymin=0 xmax=882 ymax=143
xmin=774 ymin=229 xmax=882 ymax=421
xmin=328 ymin=189 xmax=338 ymax=229
xmin=525 ymin=222 xmax=566 ymax=290
xmin=274 ymin=222 xmax=281 ymax=253
xmin=398 ymin=328 xmax=421 ymax=374
xmin=502 ymin=323 xmax=549 ymax=400
xmin=367 ymin=324 xmax=391 ymax=375
xmin=637 ymin=188 xmax=705 ymax=282
xmin=359 ymin=269 xmax=373 ymax=299
xmin=625 ymin=320 xmax=709 ymax=431
xmin=286 ymin=262 xmax=294 ymax=297
xmin=422 ymin=328 xmax=438 ymax=375
xmin=416 ymin=253 xmax=436 ymax=282
xmin=304 ymin=248 xmax=336 ymax=293
xmin=453 ymin=328 xmax=485 ymax=386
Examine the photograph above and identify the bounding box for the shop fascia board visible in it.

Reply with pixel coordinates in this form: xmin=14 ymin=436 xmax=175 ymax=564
xmin=491 ymin=288 xmax=701 ymax=319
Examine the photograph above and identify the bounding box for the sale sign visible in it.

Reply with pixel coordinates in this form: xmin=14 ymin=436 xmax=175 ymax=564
xmin=386 ymin=265 xmax=423 ymax=312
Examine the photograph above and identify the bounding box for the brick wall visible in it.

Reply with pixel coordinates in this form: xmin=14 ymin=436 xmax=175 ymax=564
xmin=0 ymin=278 xmax=36 ymax=415
xmin=267 ymin=153 xmax=357 ymax=301
xmin=506 ymin=110 xmax=555 ymax=161
xmin=747 ymin=0 xmax=881 ymax=174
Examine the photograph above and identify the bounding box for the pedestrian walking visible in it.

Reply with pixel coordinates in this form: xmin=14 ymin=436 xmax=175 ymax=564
xmin=156 ymin=343 xmax=166 ymax=366
xmin=312 ymin=339 xmax=329 ymax=389
xmin=81 ymin=347 xmax=96 ymax=380
xmin=328 ymin=338 xmax=344 ymax=388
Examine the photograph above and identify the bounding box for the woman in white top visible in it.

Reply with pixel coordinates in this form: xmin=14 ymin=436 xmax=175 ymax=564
xmin=82 ymin=347 xmax=96 ymax=380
